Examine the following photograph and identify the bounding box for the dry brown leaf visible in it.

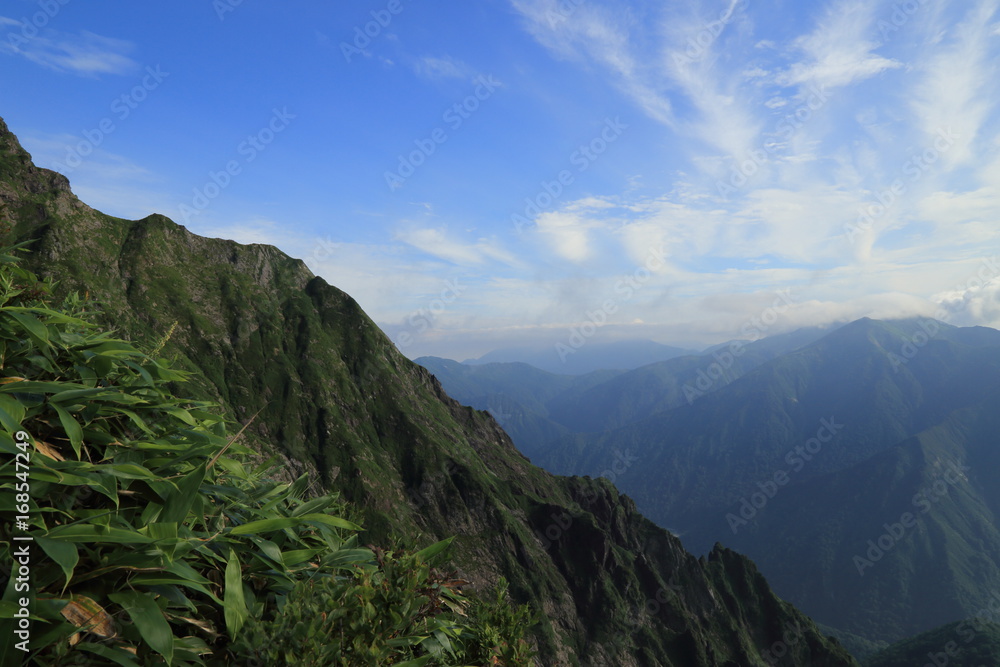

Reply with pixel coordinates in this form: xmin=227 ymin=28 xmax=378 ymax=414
xmin=34 ymin=440 xmax=65 ymax=461
xmin=60 ymin=596 xmax=116 ymax=638
xmin=172 ymin=614 xmax=220 ymax=639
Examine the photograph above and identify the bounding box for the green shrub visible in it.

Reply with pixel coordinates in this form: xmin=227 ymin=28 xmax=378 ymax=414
xmin=0 ymin=245 xmax=535 ymax=666
xmin=239 ymin=544 xmax=537 ymax=667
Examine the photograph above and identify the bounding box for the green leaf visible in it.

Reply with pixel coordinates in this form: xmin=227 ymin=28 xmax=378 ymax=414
xmin=162 ymin=406 xmax=197 ymax=426
xmin=0 ymin=394 xmax=25 ymax=431
xmin=7 ymin=310 xmax=49 ymax=346
xmin=128 ymin=574 xmax=220 ymax=604
xmin=46 ymin=524 xmax=152 ymax=544
xmin=52 ymin=403 xmax=83 ymax=458
xmin=414 ymin=537 xmax=455 ymax=562
xmin=290 ymin=494 xmax=339 ymax=517
xmin=3 ymin=305 xmax=85 ymax=325
xmin=105 ymin=463 xmax=157 ymax=480
xmin=87 ymin=472 xmax=119 ymax=507
xmin=322 ymin=547 xmax=375 ymax=569
xmin=224 ymin=549 xmax=248 ymax=638
xmin=229 ymin=516 xmax=301 ymax=536
xmin=35 ymin=536 xmax=79 ymax=590
xmin=281 ymin=548 xmax=326 ymax=567
xmin=227 ymin=513 xmax=358 ymax=538
xmin=50 ymin=387 xmax=119 ymax=403
xmin=392 ymin=658 xmax=433 ymax=667
xmin=0 ymin=380 xmax=73 ymax=395
xmin=299 ymin=513 xmax=362 ymax=531
xmin=160 ymin=464 xmax=206 ymax=524
xmin=0 ymin=430 xmax=16 ymax=454
xmin=108 ymin=591 xmax=173 ymax=665
xmin=76 ymin=642 xmax=141 ymax=667
xmin=255 ymin=538 xmax=284 ymax=567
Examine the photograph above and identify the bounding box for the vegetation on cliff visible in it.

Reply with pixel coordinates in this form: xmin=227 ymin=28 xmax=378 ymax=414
xmin=0 ymin=246 xmax=535 ymax=665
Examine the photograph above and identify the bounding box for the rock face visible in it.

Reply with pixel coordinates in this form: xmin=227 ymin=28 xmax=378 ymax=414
xmin=0 ymin=116 xmax=857 ymax=666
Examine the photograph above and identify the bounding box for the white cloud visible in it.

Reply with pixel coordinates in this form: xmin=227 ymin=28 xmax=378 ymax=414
xmin=778 ymin=0 xmax=901 ymax=89
xmin=910 ymin=1 xmax=999 ymax=169
xmin=414 ymin=55 xmax=476 ymax=81
xmin=510 ymin=0 xmax=675 ymax=126
xmin=2 ymin=29 xmax=137 ymax=76
xmin=919 ymin=186 xmax=1000 ymax=228
xmin=934 ymin=275 xmax=1000 ymax=328
xmin=394 ymin=227 xmax=517 ymax=266
xmin=534 ymin=210 xmax=598 ymax=262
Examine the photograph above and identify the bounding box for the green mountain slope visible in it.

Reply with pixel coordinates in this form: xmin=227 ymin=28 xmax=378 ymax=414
xmin=0 ymin=116 xmax=857 ymax=666
xmin=865 ymin=619 xmax=1000 ymax=667
xmin=728 ymin=391 xmax=1000 ymax=642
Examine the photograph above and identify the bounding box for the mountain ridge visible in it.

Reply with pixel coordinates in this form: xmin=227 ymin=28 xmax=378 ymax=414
xmin=0 ymin=115 xmax=857 ymax=665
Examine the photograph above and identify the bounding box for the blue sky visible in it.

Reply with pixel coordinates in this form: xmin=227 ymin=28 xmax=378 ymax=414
xmin=2 ymin=0 xmax=999 ymax=361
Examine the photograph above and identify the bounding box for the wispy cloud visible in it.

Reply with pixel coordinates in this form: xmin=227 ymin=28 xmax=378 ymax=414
xmin=413 ymin=55 xmax=477 ymax=81
xmin=395 ymin=226 xmax=518 ymax=266
xmin=510 ymin=0 xmax=675 ymax=126
xmin=910 ymin=0 xmax=999 ymax=169
xmin=1 ymin=29 xmax=137 ymax=76
xmin=776 ymin=0 xmax=901 ymax=89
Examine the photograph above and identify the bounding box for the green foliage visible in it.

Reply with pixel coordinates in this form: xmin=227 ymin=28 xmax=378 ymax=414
xmin=0 ymin=248 xmax=534 ymax=666
xmin=239 ymin=549 xmax=537 ymax=666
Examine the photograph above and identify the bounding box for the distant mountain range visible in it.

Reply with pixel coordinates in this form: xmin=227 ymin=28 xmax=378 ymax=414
xmin=462 ymin=339 xmax=695 ymax=374
xmin=420 ymin=318 xmax=1000 ymax=652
